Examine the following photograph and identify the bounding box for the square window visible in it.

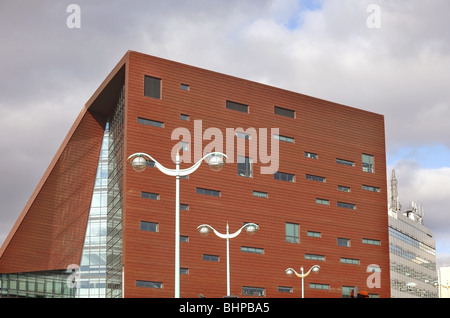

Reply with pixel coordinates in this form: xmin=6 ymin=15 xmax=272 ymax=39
xmin=286 ymin=223 xmax=299 ymax=243
xmin=144 ymin=75 xmax=161 ymax=99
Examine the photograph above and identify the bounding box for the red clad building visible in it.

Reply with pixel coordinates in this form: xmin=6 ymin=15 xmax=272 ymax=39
xmin=0 ymin=51 xmax=390 ymax=298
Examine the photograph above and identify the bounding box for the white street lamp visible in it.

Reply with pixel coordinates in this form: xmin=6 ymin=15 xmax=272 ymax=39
xmin=285 ymin=265 xmax=320 ymax=298
xmin=197 ymin=222 xmax=259 ymax=297
xmin=128 ymin=151 xmax=227 ymax=298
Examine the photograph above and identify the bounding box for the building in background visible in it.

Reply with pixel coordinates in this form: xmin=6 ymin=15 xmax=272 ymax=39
xmin=388 ymin=170 xmax=438 ymax=298
xmin=437 ymin=266 xmax=450 ymax=298
xmin=0 ymin=51 xmax=390 ymax=298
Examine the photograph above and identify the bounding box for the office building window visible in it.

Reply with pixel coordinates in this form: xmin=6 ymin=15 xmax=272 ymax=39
xmin=340 ymin=257 xmax=360 ymax=265
xmin=226 ymin=100 xmax=248 ymax=113
xmin=337 ymin=202 xmax=356 ymax=210
xmin=274 ymin=171 xmax=295 ymax=182
xmin=242 ymin=286 xmax=265 ymax=297
xmin=274 ymin=106 xmax=295 ymax=118
xmin=338 ymin=185 xmax=351 ymax=192
xmin=310 ymin=283 xmax=329 ymax=290
xmin=362 ymin=185 xmax=380 ymax=192
xmin=141 ymin=192 xmax=159 ymax=200
xmin=180 ymin=114 xmax=189 ymax=121
xmin=285 ymin=223 xmax=299 ymax=243
xmin=362 ymin=238 xmax=381 ymax=246
xmin=362 ymin=154 xmax=374 ymax=173
xmin=140 ymin=221 xmax=158 ymax=232
xmin=203 ymin=254 xmax=219 ymax=262
xmin=144 ymin=75 xmax=161 ymax=99
xmin=180 ymin=204 xmax=189 ymax=211
xmin=305 ymin=152 xmax=318 ymax=159
xmin=305 ymin=254 xmax=325 ymax=261
xmin=196 ymin=187 xmax=221 ymax=197
xmin=136 ymin=280 xmax=163 ymax=289
xmin=274 ymin=134 xmax=294 ymax=143
xmin=337 ymin=238 xmax=350 ymax=247
xmin=241 ymin=246 xmax=264 ymax=254
xmin=307 ymin=231 xmax=321 ymax=238
xmin=316 ymin=198 xmax=329 ymax=206
xmin=306 ymin=174 xmax=326 ymax=183
xmin=253 ymin=190 xmax=268 ymax=198
xmin=336 ymin=158 xmax=355 ymax=167
xmin=278 ymin=286 xmax=293 ymax=293
xmin=180 ymin=83 xmax=190 ymax=91
xmin=237 ymin=156 xmax=252 ymax=178
xmin=138 ymin=117 xmax=164 ymax=128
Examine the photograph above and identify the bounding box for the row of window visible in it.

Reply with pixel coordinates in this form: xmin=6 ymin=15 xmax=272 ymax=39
xmin=144 ymin=75 xmax=296 ymax=119
xmin=137 ymin=112 xmax=376 ymax=176
xmin=135 ymin=280 xmax=379 ymax=298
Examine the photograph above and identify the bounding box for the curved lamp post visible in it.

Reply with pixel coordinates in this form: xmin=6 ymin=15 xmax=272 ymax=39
xmin=197 ymin=222 xmax=259 ymax=297
xmin=285 ymin=265 xmax=320 ymax=298
xmin=128 ymin=151 xmax=228 ymax=298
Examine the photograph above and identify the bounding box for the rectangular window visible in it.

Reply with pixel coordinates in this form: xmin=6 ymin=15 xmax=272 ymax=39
xmin=144 ymin=75 xmax=161 ymax=99
xmin=140 ymin=221 xmax=158 ymax=232
xmin=136 ymin=280 xmax=163 ymax=289
xmin=362 ymin=154 xmax=374 ymax=173
xmin=340 ymin=257 xmax=360 ymax=265
xmin=316 ymin=198 xmax=330 ymax=206
xmin=180 ymin=83 xmax=190 ymax=91
xmin=306 ymin=174 xmax=326 ymax=183
xmin=242 ymin=286 xmax=265 ymax=297
xmin=307 ymin=231 xmax=321 ymax=238
xmin=180 ymin=236 xmax=189 ymax=242
xmin=253 ymin=190 xmax=268 ymax=198
xmin=285 ymin=223 xmax=299 ymax=243
xmin=236 ymin=131 xmax=251 ymax=139
xmin=203 ymin=254 xmax=219 ymax=262
xmin=274 ymin=134 xmax=295 ymax=143
xmin=237 ymin=156 xmax=252 ymax=178
xmin=310 ymin=283 xmax=329 ymax=290
xmin=337 ymin=202 xmax=356 ymax=210
xmin=362 ymin=185 xmax=380 ymax=192
xmin=241 ymin=246 xmax=264 ymax=254
xmin=138 ymin=117 xmax=164 ymax=128
xmin=180 ymin=268 xmax=189 ymax=275
xmin=336 ymin=158 xmax=355 ymax=167
xmin=180 ymin=204 xmax=189 ymax=211
xmin=305 ymin=152 xmax=318 ymax=159
xmin=196 ymin=187 xmax=221 ymax=197
xmin=180 ymin=114 xmax=190 ymax=121
xmin=226 ymin=100 xmax=248 ymax=113
xmin=362 ymin=238 xmax=381 ymax=246
xmin=337 ymin=238 xmax=350 ymax=247
xmin=278 ymin=286 xmax=293 ymax=293
xmin=274 ymin=106 xmax=295 ymax=118
xmin=141 ymin=192 xmax=159 ymax=200
xmin=305 ymin=254 xmax=325 ymax=261
xmin=274 ymin=171 xmax=295 ymax=182
xmin=338 ymin=185 xmax=351 ymax=192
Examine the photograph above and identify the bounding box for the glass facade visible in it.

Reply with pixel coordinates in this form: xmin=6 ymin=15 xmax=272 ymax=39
xmin=389 ymin=209 xmax=438 ymax=298
xmin=106 ymin=85 xmax=125 ymax=298
xmin=1 ymin=270 xmax=74 ymax=298
xmin=76 ymin=124 xmax=109 ymax=298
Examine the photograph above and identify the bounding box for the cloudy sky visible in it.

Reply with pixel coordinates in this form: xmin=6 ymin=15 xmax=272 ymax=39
xmin=1 ymin=0 xmax=449 ymax=269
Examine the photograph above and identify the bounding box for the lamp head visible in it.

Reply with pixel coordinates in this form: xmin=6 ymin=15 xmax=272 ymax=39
xmin=130 ymin=156 xmax=148 ymax=172
xmin=285 ymin=268 xmax=294 ymax=276
xmin=312 ymin=265 xmax=320 ymax=274
xmin=207 ymin=153 xmax=226 ymax=172
xmin=245 ymin=223 xmax=258 ymax=235
xmin=197 ymin=225 xmax=210 ymax=237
